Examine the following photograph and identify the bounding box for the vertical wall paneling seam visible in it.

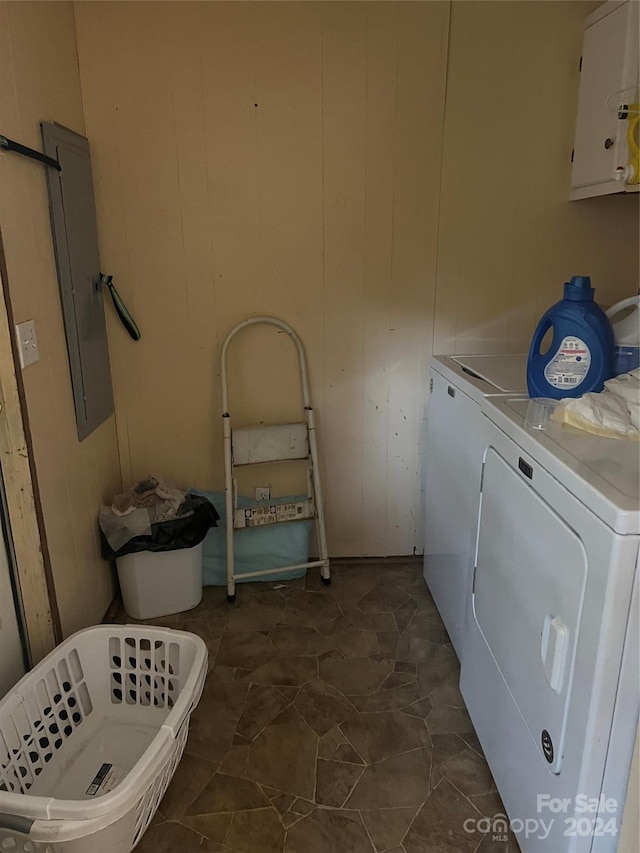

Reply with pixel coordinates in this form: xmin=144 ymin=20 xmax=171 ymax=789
xmin=197 ymin=7 xmax=217 ymax=478
xmin=359 ymin=3 xmax=370 ymax=559
xmin=104 ymin=3 xmax=133 ymax=486
xmin=415 ymin=1 xmax=451 ymax=555
xmin=449 ymin=2 xmax=464 ymax=354
xmin=198 ymin=8 xmax=220 ymax=475
xmin=251 ymin=2 xmax=265 ymax=304
xmin=383 ymin=1 xmax=400 ymax=556
xmin=169 ymin=26 xmax=190 ymax=389
xmin=430 ymin=0 xmax=452 ymax=359
xmin=320 ymin=2 xmax=327 ymax=551
xmin=537 ymin=14 xmax=569 ymax=323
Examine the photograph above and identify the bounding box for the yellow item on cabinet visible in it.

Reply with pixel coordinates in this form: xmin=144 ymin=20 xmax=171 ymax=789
xmin=624 ymin=102 xmax=639 ymax=184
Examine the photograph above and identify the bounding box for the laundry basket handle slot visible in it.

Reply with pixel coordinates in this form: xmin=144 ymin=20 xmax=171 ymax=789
xmin=0 ymin=813 xmax=34 ymax=834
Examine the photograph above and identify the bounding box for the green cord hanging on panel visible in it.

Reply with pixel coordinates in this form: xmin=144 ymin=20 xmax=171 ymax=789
xmin=100 ymin=274 xmax=141 ymax=341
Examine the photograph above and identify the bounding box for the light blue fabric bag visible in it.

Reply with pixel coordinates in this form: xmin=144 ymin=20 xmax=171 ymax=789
xmin=189 ymin=490 xmax=311 ymax=585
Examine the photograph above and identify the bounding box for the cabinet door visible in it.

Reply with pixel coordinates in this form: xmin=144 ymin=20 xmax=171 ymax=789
xmin=570 ymin=0 xmax=639 ymax=200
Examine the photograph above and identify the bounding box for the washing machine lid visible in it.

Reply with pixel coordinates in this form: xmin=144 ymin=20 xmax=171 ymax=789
xmin=485 ymin=397 xmax=640 ymax=535
xmin=431 ymin=354 xmax=528 ymax=403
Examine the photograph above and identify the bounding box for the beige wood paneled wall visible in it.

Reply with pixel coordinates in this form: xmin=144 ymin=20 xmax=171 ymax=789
xmin=435 ymin=0 xmax=639 ymax=355
xmin=0 ymin=1 xmax=121 ymax=638
xmin=74 ymin=1 xmax=638 ymax=558
xmin=75 ymin=1 xmax=450 ymax=557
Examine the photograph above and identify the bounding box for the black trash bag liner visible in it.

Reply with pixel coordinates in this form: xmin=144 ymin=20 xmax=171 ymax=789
xmin=101 ymin=493 xmax=220 ymax=560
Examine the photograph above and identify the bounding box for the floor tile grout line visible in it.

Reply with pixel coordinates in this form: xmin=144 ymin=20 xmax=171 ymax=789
xmin=357 ymin=808 xmax=380 ymax=853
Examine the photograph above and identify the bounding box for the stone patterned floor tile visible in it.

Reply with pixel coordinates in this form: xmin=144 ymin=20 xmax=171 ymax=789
xmin=402 ymin=614 xmax=445 ymax=645
xmin=185 ymin=713 xmax=238 ymax=763
xmin=416 ymin=653 xmax=460 ymax=696
xmin=219 ymin=745 xmax=249 ymax=778
xmin=396 ymin=634 xmax=449 ymax=664
xmin=134 ymin=820 xmax=215 ymax=852
xmin=348 ymin=682 xmax=422 ymax=713
xmin=244 ymin=655 xmax=318 ymax=686
xmin=469 ymin=788 xmax=508 ymax=818
xmin=216 ymin=631 xmax=277 ymax=670
xmin=282 ymin=810 xmax=305 ymax=828
xmin=333 ymin=742 xmax=365 ymax=764
xmin=315 ymin=758 xmax=365 ymax=807
xmin=294 ymin=678 xmax=355 ymax=735
xmin=426 ymin=703 xmax=476 ymax=735
xmin=318 ymin=725 xmax=349 ymax=758
xmin=360 ymin=807 xmax=417 ymax=852
xmin=331 ymin=625 xmax=380 ymax=658
xmin=236 ymin=683 xmax=291 ymax=741
xmin=181 ymin=813 xmax=234 ymax=844
xmin=212 ymin=665 xmax=237 ymax=683
xmin=233 ymin=733 xmax=251 ymax=747
xmin=311 ymin=567 xmax=380 ymax=603
xmin=377 ymin=631 xmax=400 ymax=658
xmin=290 ymin=797 xmax=316 ymax=815
xmin=159 ymin=753 xmax=220 ymax=819
xmin=269 ymin=625 xmax=334 ymax=656
xmin=401 ymin=697 xmax=432 ymax=719
xmin=439 ymin=747 xmax=497 ymax=797
xmin=286 ymin=808 xmax=376 ymax=853
xmin=224 ymin=605 xmax=285 ymax=633
xmin=195 ymin=680 xmax=251 ymax=721
xmin=224 ymin=807 xmax=285 ymax=853
xmin=338 ymin=608 xmax=398 ymax=633
xmin=357 ymin=582 xmax=411 ymax=613
xmin=430 ymin=732 xmax=470 ymax=776
xmin=186 ymin=773 xmax=270 ymax=815
xmin=403 ymin=778 xmax=482 ymax=853
xmin=270 ymin=792 xmax=295 ymax=815
xmin=431 ymin=678 xmax=467 ymax=708
xmin=346 ymin=748 xmax=432 ymax=809
xmin=340 ymin=711 xmax=431 ymax=764
xmin=245 ymin=706 xmax=317 ymax=798
xmin=381 ymin=671 xmax=415 ymax=689
xmin=461 ymin=729 xmax=486 ymax=756
xmin=277 ymin=685 xmax=301 ymax=701
xmin=319 ymin=656 xmax=394 ymax=696
xmin=284 ymin=589 xmax=344 ymax=625
xmin=128 ymin=558 xmax=512 ymax=853
xmin=393 ymin=599 xmax=419 ymax=630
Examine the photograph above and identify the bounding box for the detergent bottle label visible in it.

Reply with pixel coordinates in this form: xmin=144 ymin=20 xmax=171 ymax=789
xmin=544 ymin=336 xmax=591 ymax=389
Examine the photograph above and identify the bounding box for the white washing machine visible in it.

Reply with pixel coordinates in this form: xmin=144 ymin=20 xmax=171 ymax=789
xmin=423 ymin=354 xmax=527 ymax=658
xmin=460 ymin=396 xmax=639 ymax=853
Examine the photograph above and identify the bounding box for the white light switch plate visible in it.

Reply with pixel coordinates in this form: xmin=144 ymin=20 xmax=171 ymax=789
xmin=15 ymin=320 xmax=40 ymax=368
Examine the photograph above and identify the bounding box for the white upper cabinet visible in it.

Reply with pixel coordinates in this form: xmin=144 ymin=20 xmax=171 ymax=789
xmin=570 ymin=0 xmax=639 ymax=200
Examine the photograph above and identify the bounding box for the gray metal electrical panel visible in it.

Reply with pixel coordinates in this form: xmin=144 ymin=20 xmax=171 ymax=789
xmin=41 ymin=122 xmax=114 ymax=441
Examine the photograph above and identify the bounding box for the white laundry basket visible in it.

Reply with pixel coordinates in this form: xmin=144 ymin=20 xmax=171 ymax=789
xmin=0 ymin=625 xmax=208 ymax=853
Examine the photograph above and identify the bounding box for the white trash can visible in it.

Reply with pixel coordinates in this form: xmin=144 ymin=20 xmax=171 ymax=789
xmin=116 ymin=543 xmax=203 ymax=620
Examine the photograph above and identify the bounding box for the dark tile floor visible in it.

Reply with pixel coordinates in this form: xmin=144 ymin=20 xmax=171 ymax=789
xmin=117 ymin=559 xmax=520 ymax=853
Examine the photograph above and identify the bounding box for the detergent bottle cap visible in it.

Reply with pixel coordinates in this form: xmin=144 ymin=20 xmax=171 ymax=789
xmin=563 ymin=275 xmax=594 ymax=301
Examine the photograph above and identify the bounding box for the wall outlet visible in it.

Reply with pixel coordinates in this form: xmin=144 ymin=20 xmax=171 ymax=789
xmin=15 ymin=320 xmax=39 ymax=368
xmin=255 ymin=487 xmax=271 ymax=501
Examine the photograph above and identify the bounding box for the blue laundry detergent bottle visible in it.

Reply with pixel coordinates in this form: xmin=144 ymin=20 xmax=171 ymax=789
xmin=527 ymin=276 xmax=614 ymax=399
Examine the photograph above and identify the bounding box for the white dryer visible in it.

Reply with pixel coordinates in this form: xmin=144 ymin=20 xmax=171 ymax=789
xmin=461 ymin=396 xmax=639 ymax=853
xmin=423 ymin=354 xmax=527 ymax=658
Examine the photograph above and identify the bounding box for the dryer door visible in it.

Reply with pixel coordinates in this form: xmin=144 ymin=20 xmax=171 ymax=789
xmin=473 ymin=447 xmax=588 ymax=773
